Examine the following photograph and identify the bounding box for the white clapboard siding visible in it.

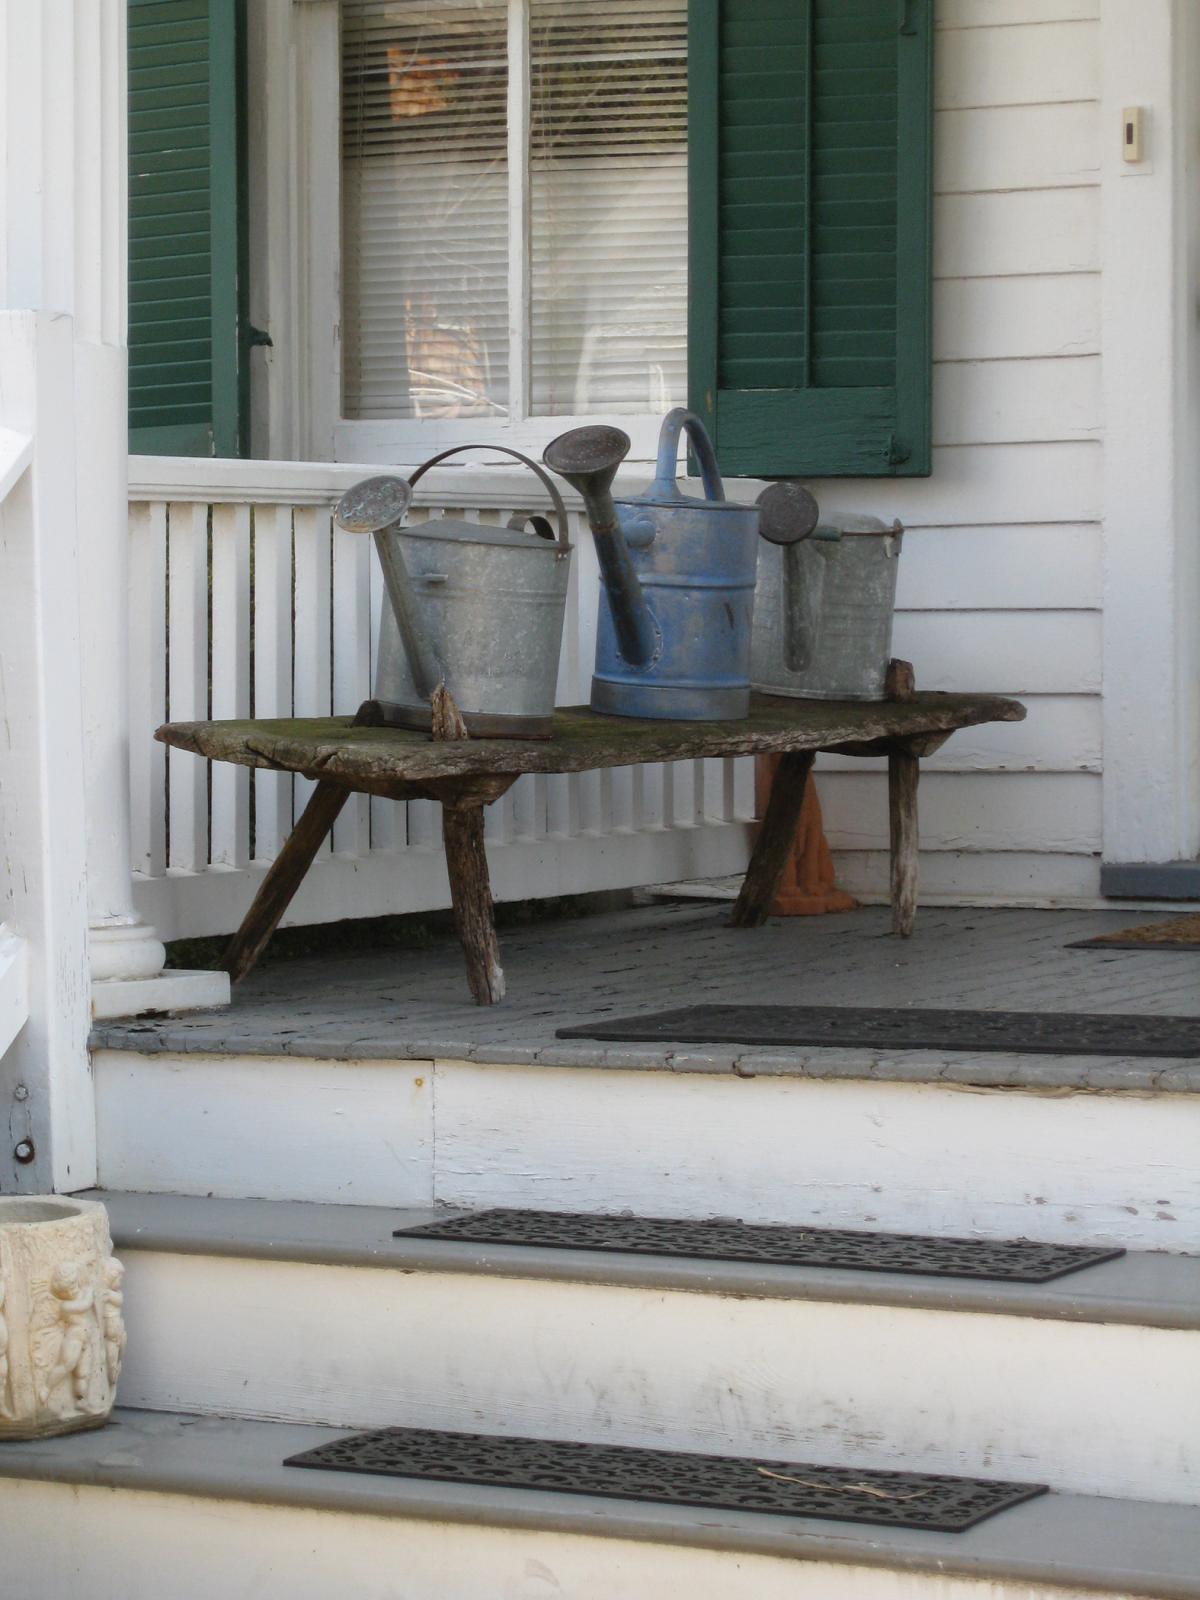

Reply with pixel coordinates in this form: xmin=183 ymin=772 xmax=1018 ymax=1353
xmin=819 ymin=695 xmax=1101 ymax=774
xmin=934 ymin=276 xmax=1100 ymax=361
xmin=935 ymin=20 xmax=1098 ymax=109
xmin=889 ymin=611 xmax=1100 ymax=694
xmin=936 ymin=0 xmax=1099 ymax=28
xmin=933 ymin=356 xmax=1100 ymax=445
xmin=934 ymin=189 xmax=1099 ymax=279
xmin=895 ymin=525 xmax=1101 ymax=611
xmin=819 ymin=771 xmax=1102 ymax=855
xmin=935 ymin=103 xmax=1100 ymax=192
xmin=805 ymin=442 xmax=1102 ymax=527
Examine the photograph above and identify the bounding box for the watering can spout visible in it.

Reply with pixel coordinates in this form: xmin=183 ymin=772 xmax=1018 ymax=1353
xmin=543 ymin=426 xmax=658 ymax=670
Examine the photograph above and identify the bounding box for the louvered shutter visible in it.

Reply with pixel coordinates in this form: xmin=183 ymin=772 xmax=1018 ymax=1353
xmin=688 ymin=0 xmax=932 ymax=478
xmin=128 ymin=0 xmax=244 ymax=457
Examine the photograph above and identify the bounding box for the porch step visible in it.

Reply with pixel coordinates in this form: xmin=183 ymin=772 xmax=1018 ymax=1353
xmin=90 ymin=1190 xmax=1200 ymax=1506
xmin=91 ymin=1038 xmax=1200 ymax=1252
xmin=0 ymin=1408 xmax=1195 ymax=1600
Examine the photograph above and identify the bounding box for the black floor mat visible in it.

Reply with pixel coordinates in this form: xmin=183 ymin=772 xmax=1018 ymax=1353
xmin=286 ymin=1425 xmax=1047 ymax=1533
xmin=394 ymin=1207 xmax=1123 ymax=1284
xmin=557 ymin=1004 xmax=1200 ymax=1057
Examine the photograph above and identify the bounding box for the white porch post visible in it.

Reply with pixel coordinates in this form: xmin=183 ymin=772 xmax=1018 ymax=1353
xmin=1100 ymin=0 xmax=1200 ymax=875
xmin=5 ymin=0 xmax=226 ymax=1019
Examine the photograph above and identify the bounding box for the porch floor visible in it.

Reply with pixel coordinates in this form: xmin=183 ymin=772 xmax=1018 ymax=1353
xmin=93 ymin=902 xmax=1200 ymax=1093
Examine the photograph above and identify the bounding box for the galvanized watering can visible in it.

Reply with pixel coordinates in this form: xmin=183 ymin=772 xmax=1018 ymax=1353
xmin=751 ymin=482 xmax=904 ymax=702
xmin=544 ymin=408 xmax=759 ymax=720
xmin=334 ymin=446 xmax=572 ymax=739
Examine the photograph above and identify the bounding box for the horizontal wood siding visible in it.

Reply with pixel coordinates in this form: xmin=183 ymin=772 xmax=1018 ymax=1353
xmin=813 ymin=2 xmax=1103 ymax=898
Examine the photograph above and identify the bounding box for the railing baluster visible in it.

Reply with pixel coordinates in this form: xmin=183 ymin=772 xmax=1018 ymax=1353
xmin=332 ymin=508 xmax=373 ymax=856
xmin=210 ymin=502 xmax=251 ymax=868
xmin=128 ymin=500 xmax=167 ymax=878
xmin=166 ymin=501 xmax=209 ymax=871
xmin=292 ymin=505 xmax=333 ymax=853
xmin=252 ymin=503 xmax=294 ymax=860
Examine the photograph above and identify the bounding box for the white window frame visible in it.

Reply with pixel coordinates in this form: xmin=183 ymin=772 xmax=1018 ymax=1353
xmin=278 ymin=0 xmax=679 ymax=468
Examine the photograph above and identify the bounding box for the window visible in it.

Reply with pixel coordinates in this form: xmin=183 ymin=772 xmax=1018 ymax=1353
xmin=339 ymin=0 xmax=688 ymax=428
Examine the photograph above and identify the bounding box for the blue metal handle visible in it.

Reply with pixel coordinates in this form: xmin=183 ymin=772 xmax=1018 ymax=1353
xmin=650 ymin=408 xmax=726 ymax=503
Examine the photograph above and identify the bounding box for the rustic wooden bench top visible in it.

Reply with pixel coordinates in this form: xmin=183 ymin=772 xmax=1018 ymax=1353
xmin=157 ymin=688 xmax=1025 ymax=1006
xmin=159 ymin=691 xmax=1024 ymax=792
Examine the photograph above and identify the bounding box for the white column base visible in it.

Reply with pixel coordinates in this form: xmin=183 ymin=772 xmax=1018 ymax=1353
xmin=91 ymin=968 xmax=230 ymax=1022
xmin=88 ymin=917 xmax=229 ymax=1019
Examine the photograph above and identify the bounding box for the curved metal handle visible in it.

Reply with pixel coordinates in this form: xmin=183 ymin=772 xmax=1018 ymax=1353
xmin=407 ymin=444 xmax=571 ymax=550
xmin=650 ymin=407 xmax=725 ymax=503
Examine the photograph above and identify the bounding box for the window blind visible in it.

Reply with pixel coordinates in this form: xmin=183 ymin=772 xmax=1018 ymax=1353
xmin=529 ymin=0 xmax=687 ymax=416
xmin=341 ymin=0 xmax=510 ymax=420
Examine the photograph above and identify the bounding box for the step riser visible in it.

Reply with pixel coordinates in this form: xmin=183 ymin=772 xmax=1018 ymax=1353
xmin=117 ymin=1250 xmax=1200 ymax=1506
xmin=96 ymin=1051 xmax=1200 ymax=1252
xmin=0 ymin=1479 xmax=1154 ymax=1600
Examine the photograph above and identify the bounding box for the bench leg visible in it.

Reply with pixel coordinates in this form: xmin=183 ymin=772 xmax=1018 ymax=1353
xmin=442 ymin=802 xmax=506 ymax=1005
xmin=730 ymin=750 xmax=815 ymax=928
xmin=888 ymin=747 xmax=920 ymax=938
xmin=221 ymin=780 xmax=351 ymax=983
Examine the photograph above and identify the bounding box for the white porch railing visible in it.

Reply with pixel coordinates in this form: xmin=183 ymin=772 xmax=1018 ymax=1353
xmin=128 ymin=457 xmax=756 ymax=943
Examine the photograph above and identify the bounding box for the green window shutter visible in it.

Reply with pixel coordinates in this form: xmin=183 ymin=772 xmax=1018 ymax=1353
xmin=688 ymin=0 xmax=932 ymax=478
xmin=128 ymin=0 xmax=245 ymax=457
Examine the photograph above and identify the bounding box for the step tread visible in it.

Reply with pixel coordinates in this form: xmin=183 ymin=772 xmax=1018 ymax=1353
xmin=0 ymin=1409 xmax=1195 ymax=1598
xmin=88 ymin=1190 xmax=1200 ymax=1330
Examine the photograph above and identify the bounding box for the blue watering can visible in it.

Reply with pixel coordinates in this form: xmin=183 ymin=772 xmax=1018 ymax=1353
xmin=544 ymin=408 xmax=760 ymax=720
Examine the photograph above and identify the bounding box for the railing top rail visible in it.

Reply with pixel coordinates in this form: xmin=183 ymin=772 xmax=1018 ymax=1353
xmin=127 ymin=453 xmax=738 ymax=511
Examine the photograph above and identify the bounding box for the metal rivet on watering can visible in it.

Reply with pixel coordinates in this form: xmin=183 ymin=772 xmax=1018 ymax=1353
xmin=336 ymin=447 xmax=574 ymax=740
xmin=545 ymin=408 xmax=760 ymax=721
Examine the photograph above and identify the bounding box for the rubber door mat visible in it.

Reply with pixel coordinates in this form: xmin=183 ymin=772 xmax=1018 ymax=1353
xmin=557 ymin=1004 xmax=1200 ymax=1057
xmin=286 ymin=1425 xmax=1048 ymax=1533
xmin=394 ymin=1207 xmax=1123 ymax=1283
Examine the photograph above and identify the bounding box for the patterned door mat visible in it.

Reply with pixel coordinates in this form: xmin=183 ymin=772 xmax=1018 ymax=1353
xmin=394 ymin=1207 xmax=1122 ymax=1283
xmin=1068 ymin=913 xmax=1200 ymax=951
xmin=285 ymin=1425 xmax=1048 ymax=1533
xmin=557 ymin=1004 xmax=1200 ymax=1057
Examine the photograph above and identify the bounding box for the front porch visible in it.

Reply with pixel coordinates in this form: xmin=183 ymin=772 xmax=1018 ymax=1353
xmin=94 ymin=899 xmax=1200 ymax=1078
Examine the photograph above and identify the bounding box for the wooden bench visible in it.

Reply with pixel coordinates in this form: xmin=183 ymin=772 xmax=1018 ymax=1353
xmin=157 ymin=679 xmax=1025 ymax=1004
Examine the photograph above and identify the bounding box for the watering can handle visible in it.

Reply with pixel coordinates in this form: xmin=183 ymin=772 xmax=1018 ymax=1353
xmin=407 ymin=445 xmax=572 ymax=550
xmin=651 ymin=407 xmax=726 ymax=503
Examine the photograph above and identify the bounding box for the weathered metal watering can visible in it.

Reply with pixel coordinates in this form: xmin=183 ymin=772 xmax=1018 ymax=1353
xmin=751 ymin=482 xmax=904 ymax=702
xmin=334 ymin=446 xmax=572 ymax=739
xmin=544 ymin=408 xmax=759 ymax=720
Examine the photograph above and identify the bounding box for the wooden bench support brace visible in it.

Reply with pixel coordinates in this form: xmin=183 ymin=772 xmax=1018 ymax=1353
xmin=730 ymin=751 xmax=815 ymax=928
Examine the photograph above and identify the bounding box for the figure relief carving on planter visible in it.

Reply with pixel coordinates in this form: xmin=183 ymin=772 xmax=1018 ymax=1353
xmin=0 ymin=1197 xmax=123 ymax=1440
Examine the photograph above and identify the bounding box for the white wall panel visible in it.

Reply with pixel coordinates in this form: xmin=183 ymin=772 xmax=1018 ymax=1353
xmin=934 ymin=188 xmax=1099 ymax=278
xmin=935 ymin=102 xmax=1100 ymax=192
xmin=935 ymin=20 xmax=1099 ymax=110
xmin=894 ymin=525 xmax=1101 ymax=611
xmin=933 ymin=356 xmax=1100 ymax=445
xmin=934 ymin=277 xmax=1100 ymax=361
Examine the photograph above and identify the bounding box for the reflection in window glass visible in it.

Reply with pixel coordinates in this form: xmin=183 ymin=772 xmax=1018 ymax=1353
xmin=530 ymin=0 xmax=687 ymax=417
xmin=341 ymin=0 xmax=509 ymax=420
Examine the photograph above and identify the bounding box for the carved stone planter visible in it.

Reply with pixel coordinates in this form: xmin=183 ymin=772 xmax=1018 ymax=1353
xmin=0 ymin=1196 xmax=124 ymax=1441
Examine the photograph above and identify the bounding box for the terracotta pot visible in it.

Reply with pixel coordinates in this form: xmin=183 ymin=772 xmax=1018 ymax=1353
xmin=0 ymin=1196 xmax=124 ymax=1441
